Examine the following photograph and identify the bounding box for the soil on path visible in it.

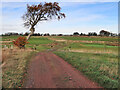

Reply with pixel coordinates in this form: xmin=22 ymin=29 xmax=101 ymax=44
xmin=24 ymin=52 xmax=102 ymax=88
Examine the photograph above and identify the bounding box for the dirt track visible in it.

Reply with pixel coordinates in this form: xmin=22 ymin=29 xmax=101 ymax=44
xmin=24 ymin=52 xmax=102 ymax=88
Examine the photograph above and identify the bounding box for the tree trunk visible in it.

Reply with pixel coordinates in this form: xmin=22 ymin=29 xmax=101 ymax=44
xmin=27 ymin=32 xmax=33 ymax=40
xmin=27 ymin=27 xmax=35 ymax=41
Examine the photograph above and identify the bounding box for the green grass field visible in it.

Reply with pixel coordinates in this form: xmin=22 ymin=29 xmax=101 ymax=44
xmin=2 ymin=35 xmax=119 ymax=88
xmin=1 ymin=36 xmax=55 ymax=51
xmin=54 ymin=36 xmax=118 ymax=42
xmin=1 ymin=36 xmax=20 ymax=41
xmin=61 ymin=42 xmax=118 ymax=55
xmin=26 ymin=37 xmax=54 ymax=51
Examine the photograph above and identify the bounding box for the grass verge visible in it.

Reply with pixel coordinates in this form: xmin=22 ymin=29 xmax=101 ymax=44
xmin=2 ymin=49 xmax=37 ymax=88
xmin=54 ymin=51 xmax=118 ymax=88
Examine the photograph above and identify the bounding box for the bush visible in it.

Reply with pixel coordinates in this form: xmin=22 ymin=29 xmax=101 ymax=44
xmin=13 ymin=36 xmax=29 ymax=49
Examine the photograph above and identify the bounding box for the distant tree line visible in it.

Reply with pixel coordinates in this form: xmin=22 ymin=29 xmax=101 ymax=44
xmin=1 ymin=30 xmax=119 ymax=37
xmin=73 ymin=30 xmax=119 ymax=37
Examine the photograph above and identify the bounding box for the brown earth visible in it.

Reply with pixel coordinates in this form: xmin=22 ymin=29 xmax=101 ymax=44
xmin=24 ymin=52 xmax=103 ymax=88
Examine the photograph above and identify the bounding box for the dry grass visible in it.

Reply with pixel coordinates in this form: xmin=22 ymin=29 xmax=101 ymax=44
xmin=59 ymin=49 xmax=117 ymax=55
xmin=0 ymin=41 xmax=12 ymax=43
xmin=2 ymin=47 xmax=33 ymax=63
xmin=2 ymin=47 xmax=36 ymax=88
xmin=99 ymin=64 xmax=118 ymax=76
xmin=2 ymin=49 xmax=12 ymax=64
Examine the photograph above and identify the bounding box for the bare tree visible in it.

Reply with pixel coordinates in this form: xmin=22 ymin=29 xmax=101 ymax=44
xmin=22 ymin=2 xmax=65 ymax=40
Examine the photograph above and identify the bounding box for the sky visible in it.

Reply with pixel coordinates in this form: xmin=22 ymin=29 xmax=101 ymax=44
xmin=0 ymin=1 xmax=118 ymax=35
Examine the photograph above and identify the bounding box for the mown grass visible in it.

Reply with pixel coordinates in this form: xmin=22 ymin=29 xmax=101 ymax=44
xmin=28 ymin=37 xmax=53 ymax=45
xmin=2 ymin=36 xmax=55 ymax=51
xmin=65 ymin=42 xmax=118 ymax=48
xmin=1 ymin=36 xmax=20 ymax=41
xmin=26 ymin=37 xmax=55 ymax=51
xmin=54 ymin=51 xmax=118 ymax=88
xmin=54 ymin=36 xmax=118 ymax=42
xmin=61 ymin=42 xmax=118 ymax=55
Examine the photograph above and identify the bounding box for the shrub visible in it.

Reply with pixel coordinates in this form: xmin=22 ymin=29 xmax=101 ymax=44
xmin=13 ymin=36 xmax=29 ymax=49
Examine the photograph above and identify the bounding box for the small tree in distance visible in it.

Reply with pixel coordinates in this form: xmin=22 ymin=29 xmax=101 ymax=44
xmin=73 ymin=32 xmax=79 ymax=36
xmin=22 ymin=2 xmax=65 ymax=40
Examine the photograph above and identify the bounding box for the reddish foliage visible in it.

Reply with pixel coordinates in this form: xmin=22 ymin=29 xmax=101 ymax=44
xmin=22 ymin=2 xmax=65 ymax=28
xmin=13 ymin=36 xmax=29 ymax=49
